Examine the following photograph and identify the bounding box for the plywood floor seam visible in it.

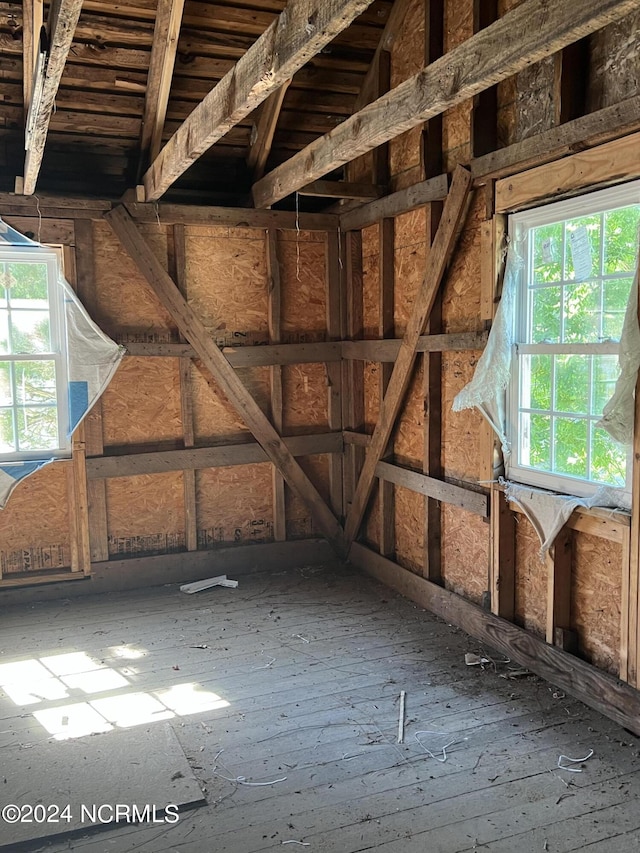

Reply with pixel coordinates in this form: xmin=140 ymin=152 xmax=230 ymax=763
xmin=1 ymin=565 xmax=639 ymax=852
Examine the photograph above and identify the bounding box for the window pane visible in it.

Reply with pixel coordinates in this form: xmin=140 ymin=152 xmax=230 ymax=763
xmin=0 ymin=310 xmax=9 ymax=354
xmin=7 ymin=262 xmax=48 ymax=302
xmin=592 ymin=355 xmax=619 ymax=416
xmin=520 ymin=412 xmax=551 ymax=470
xmin=590 ymin=424 xmax=627 ymax=487
xmin=554 ymin=355 xmax=589 ymax=414
xmin=565 ymin=215 xmax=601 ymax=281
xmin=14 ymin=360 xmax=57 ymax=404
xmin=0 ymin=266 xmax=8 ymax=307
xmin=9 ymin=310 xmax=51 ymax=353
xmin=604 ymin=206 xmax=640 ymax=274
xmin=16 ymin=406 xmax=59 ymax=451
xmin=521 ymin=354 xmax=551 ymax=410
xmin=603 ymin=278 xmax=633 ymax=341
xmin=0 ymin=361 xmax=12 ymax=406
xmin=531 ymin=286 xmax=561 ymax=343
xmin=554 ymin=417 xmax=588 ymax=478
xmin=563 ymin=281 xmax=600 ymax=343
xmin=0 ymin=408 xmax=15 ymax=452
xmin=533 ymin=222 xmax=562 ymax=283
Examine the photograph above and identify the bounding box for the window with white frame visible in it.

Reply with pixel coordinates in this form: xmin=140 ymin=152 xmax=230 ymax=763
xmin=0 ymin=247 xmax=71 ymax=460
xmin=508 ymin=180 xmax=640 ymax=498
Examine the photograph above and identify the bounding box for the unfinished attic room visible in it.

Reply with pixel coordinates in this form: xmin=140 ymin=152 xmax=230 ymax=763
xmin=3 ymin=0 xmax=640 ymax=851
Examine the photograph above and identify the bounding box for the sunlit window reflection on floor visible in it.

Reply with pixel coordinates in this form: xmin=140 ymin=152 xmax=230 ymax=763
xmin=0 ymin=651 xmax=229 ymax=741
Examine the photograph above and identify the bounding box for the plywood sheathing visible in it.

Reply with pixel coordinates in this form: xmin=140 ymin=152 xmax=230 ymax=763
xmin=106 ymin=472 xmax=185 ymax=557
xmin=515 ymin=514 xmax=547 ymax=638
xmin=285 ymin=454 xmax=330 ymax=540
xmin=442 ymin=0 xmax=473 ymax=172
xmin=92 ymin=221 xmax=175 ymax=340
xmin=441 ymin=504 xmax=489 ymax=605
xmin=573 ymin=532 xmax=622 ymax=676
xmin=0 ymin=464 xmax=71 ymax=573
xmin=588 ymin=12 xmax=640 ymax=111
xmin=101 ymin=356 xmax=183 ymax=447
xmin=196 ymin=463 xmax=274 ymax=547
xmin=279 ymin=230 xmax=327 ymax=344
xmin=394 ymin=485 xmax=424 ymax=573
xmin=389 ymin=0 xmax=425 ymax=185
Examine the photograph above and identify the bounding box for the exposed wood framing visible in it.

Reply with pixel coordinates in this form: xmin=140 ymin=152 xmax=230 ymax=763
xmin=299 ymin=181 xmax=385 ymax=200
xmin=471 ymin=0 xmax=498 ymax=158
xmin=423 ymin=202 xmax=443 ymax=582
xmin=170 ymin=223 xmax=198 ymax=552
xmin=489 ymin=489 xmax=516 ymax=621
xmin=22 ymin=0 xmax=44 ymax=120
xmin=105 ymin=205 xmax=346 ymax=553
xmin=495 ymin=132 xmax=640 ymax=212
xmin=22 ymin=0 xmax=84 ymax=195
xmin=252 ymin=0 xmax=640 ymax=208
xmin=142 ymin=0 xmax=375 ymax=201
xmin=546 ymin=527 xmax=573 ymax=646
xmin=72 ymin=219 xmax=109 ymax=564
xmin=378 ymin=218 xmax=394 ymax=557
xmin=625 ymin=325 xmax=640 ymax=685
xmin=351 ymin=543 xmax=640 ymax=737
xmin=376 ymin=461 xmax=488 ymax=517
xmin=421 ymin=0 xmax=444 ymax=180
xmin=247 ymin=81 xmax=291 ymax=181
xmin=343 ymin=231 xmax=365 ymax=511
xmin=344 ymin=167 xmax=472 ymax=546
xmin=126 ymin=204 xmax=339 ymax=231
xmin=266 ymin=228 xmax=286 ymax=541
xmin=341 ymin=175 xmax=449 ymax=231
xmin=86 ymin=433 xmax=343 ymax=479
xmin=326 ymin=230 xmax=344 ymax=518
xmin=139 ymin=0 xmax=186 ymax=165
xmin=342 ymin=331 xmax=488 ymax=360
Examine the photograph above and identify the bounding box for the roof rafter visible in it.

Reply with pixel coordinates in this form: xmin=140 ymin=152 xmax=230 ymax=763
xmin=246 ymin=79 xmax=291 ymax=181
xmin=22 ymin=0 xmax=44 ymax=121
xmin=22 ymin=0 xmax=83 ymax=195
xmin=252 ymin=0 xmax=640 ymax=208
xmin=142 ymin=0 xmax=375 ymax=202
xmin=139 ymin=0 xmax=185 ymax=166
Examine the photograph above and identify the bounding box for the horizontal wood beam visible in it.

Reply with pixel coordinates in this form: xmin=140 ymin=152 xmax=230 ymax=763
xmin=142 ymin=0 xmax=375 ymax=201
xmin=342 ymin=331 xmax=488 ymax=360
xmin=340 ymin=174 xmax=449 ymax=231
xmin=86 ymin=432 xmax=343 ymax=479
xmin=123 ymin=341 xmax=342 ymax=365
xmin=105 ymin=205 xmax=346 ymax=554
xmin=22 ymin=0 xmax=44 ymax=120
xmin=299 ymin=180 xmax=386 ymax=200
xmin=343 ymin=430 xmax=372 ymax=448
xmin=495 ymin=132 xmax=640 ymax=213
xmin=375 ymin=460 xmax=488 ymax=516
xmin=125 ymin=203 xmax=338 ymax=231
xmin=472 ymin=94 xmax=640 ymax=184
xmin=351 ymin=543 xmax=640 ymax=737
xmin=252 ymin=0 xmax=640 ymax=208
xmin=23 ymin=0 xmax=83 ymax=195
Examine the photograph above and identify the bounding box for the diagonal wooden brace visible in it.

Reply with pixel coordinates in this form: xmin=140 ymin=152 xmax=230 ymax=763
xmin=344 ymin=165 xmax=472 ymax=548
xmin=105 ymin=205 xmax=346 ymax=555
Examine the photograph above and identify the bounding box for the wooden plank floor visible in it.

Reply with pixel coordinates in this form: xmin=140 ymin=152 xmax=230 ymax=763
xmin=1 ymin=562 xmax=640 ymax=852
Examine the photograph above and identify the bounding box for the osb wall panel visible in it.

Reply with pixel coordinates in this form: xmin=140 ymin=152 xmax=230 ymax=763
xmin=0 ymin=463 xmax=71 ymax=573
xmin=441 ymin=197 xmax=484 ymax=334
xmin=394 ymin=485 xmax=424 ymax=574
xmin=389 ymin=0 xmax=425 ymax=180
xmin=363 ymin=480 xmax=381 ymax=549
xmin=101 ymin=357 xmax=182 ymax=447
xmin=443 ymin=0 xmax=473 ymax=171
xmin=279 ymin=230 xmax=327 ymax=343
xmin=572 ymin=533 xmax=621 ymax=676
xmin=441 ymin=352 xmax=484 ymax=482
xmin=364 ymin=361 xmax=381 ymax=433
xmin=184 ymin=226 xmax=269 ymax=346
xmin=394 ymin=217 xmax=427 ymax=335
xmin=190 ymin=364 xmax=270 ymax=443
xmin=196 ymin=463 xmax=273 ymax=548
xmin=282 ymin=363 xmax=328 ymax=434
xmin=441 ymin=504 xmax=488 ymax=605
xmin=285 ymin=454 xmax=330 ymax=540
xmin=588 ymin=13 xmax=640 ymax=111
xmin=92 ymin=221 xmax=175 ymax=341
xmin=363 ymin=245 xmax=380 ymax=340
xmin=515 ymin=515 xmax=547 ymax=639
xmin=106 ymin=472 xmax=185 ymax=557
xmin=394 ymin=360 xmax=424 ymax=469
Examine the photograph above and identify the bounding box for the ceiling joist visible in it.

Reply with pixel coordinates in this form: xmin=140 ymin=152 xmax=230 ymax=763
xmin=139 ymin=0 xmax=185 ymax=167
xmin=22 ymin=0 xmax=44 ymax=121
xmin=142 ymin=0 xmax=375 ymax=202
xmin=252 ymin=0 xmax=640 ymax=208
xmin=22 ymin=0 xmax=83 ymax=196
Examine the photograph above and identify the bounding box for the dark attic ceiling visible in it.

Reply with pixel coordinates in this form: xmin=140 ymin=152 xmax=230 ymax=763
xmin=0 ymin=0 xmax=393 ymax=205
